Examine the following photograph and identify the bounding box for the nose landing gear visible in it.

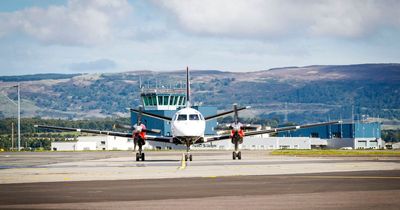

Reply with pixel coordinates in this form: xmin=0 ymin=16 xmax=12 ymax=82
xmin=184 ymin=141 xmax=193 ymax=161
xmin=185 ymin=153 xmax=193 ymax=161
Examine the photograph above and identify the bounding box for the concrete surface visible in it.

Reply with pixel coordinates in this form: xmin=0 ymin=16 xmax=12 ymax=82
xmin=1 ymin=171 xmax=400 ymax=209
xmin=1 ymin=150 xmax=399 ymax=184
xmin=1 ymin=151 xmax=400 ymax=209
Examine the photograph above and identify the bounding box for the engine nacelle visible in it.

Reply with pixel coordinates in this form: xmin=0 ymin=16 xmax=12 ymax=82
xmin=230 ymin=130 xmax=244 ymax=144
xmin=133 ymin=124 xmax=146 ymax=143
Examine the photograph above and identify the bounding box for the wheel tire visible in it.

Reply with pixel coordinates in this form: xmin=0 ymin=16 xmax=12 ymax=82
xmin=185 ymin=154 xmax=188 ymax=161
xmin=136 ymin=153 xmax=140 ymax=161
xmin=238 ymin=151 xmax=242 ymax=160
xmin=233 ymin=152 xmax=236 ymax=160
xmin=189 ymin=154 xmax=193 ymax=161
xmin=141 ymin=153 xmax=145 ymax=161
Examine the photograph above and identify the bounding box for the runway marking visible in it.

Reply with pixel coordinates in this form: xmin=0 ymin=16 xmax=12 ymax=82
xmin=178 ymin=153 xmax=186 ymax=170
xmin=295 ymin=175 xmax=400 ymax=179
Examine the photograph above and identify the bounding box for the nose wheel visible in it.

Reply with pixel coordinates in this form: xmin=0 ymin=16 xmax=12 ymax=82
xmin=136 ymin=152 xmax=145 ymax=161
xmin=233 ymin=151 xmax=241 ymax=160
xmin=185 ymin=153 xmax=193 ymax=161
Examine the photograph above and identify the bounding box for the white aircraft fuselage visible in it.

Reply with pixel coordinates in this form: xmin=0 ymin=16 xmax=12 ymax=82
xmin=171 ymin=107 xmax=206 ymax=144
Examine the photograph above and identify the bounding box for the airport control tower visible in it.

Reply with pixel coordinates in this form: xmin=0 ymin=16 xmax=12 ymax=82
xmin=131 ymin=86 xmax=217 ymax=136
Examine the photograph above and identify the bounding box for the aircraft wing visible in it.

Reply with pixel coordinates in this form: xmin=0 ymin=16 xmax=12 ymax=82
xmin=129 ymin=108 xmax=172 ymax=122
xmin=204 ymin=120 xmax=342 ymax=142
xmin=204 ymin=106 xmax=250 ymax=121
xmin=145 ymin=135 xmax=173 ymax=143
xmin=35 ymin=125 xmax=174 ymax=143
xmin=34 ymin=125 xmax=133 ymax=138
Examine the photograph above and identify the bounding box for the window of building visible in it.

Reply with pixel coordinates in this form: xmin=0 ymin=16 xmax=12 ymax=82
xmin=152 ymin=96 xmax=157 ymax=106
xmin=311 ymin=132 xmax=319 ymax=138
xmin=189 ymin=114 xmax=199 ymax=120
xmin=177 ymin=96 xmax=182 ymax=105
xmin=163 ymin=96 xmax=169 ymax=105
xmin=143 ymin=97 xmax=148 ymax=106
xmin=101 ymin=141 xmax=105 ymax=145
xmin=177 ymin=114 xmax=187 ymax=121
xmin=181 ymin=96 xmax=186 ymax=105
xmin=369 ymin=141 xmax=378 ymax=148
xmin=332 ymin=132 xmax=342 ymax=138
xmin=158 ymin=96 xmax=163 ymax=105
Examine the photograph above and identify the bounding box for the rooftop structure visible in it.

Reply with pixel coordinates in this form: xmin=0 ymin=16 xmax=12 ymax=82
xmin=140 ymin=88 xmax=187 ymax=111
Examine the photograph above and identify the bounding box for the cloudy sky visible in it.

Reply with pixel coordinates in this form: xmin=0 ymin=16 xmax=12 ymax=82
xmin=0 ymin=0 xmax=399 ymax=75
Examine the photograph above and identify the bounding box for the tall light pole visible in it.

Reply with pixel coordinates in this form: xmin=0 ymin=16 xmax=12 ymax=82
xmin=17 ymin=83 xmax=21 ymax=151
xmin=11 ymin=122 xmax=14 ymax=150
xmin=1 ymin=84 xmax=20 ymax=151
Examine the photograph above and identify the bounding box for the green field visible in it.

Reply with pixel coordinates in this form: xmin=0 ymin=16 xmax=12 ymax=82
xmin=271 ymin=149 xmax=400 ymax=156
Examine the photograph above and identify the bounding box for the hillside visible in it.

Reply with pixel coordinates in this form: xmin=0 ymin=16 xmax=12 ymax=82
xmin=0 ymin=64 xmax=399 ymax=124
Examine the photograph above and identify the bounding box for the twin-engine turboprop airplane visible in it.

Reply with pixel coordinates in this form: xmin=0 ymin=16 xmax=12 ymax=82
xmin=35 ymin=67 xmax=341 ymax=161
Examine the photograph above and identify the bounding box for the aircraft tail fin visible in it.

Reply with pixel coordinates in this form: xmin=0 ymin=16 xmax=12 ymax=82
xmin=186 ymin=66 xmax=190 ymax=107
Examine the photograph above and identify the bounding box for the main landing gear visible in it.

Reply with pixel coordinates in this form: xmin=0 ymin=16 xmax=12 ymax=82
xmin=184 ymin=141 xmax=193 ymax=161
xmin=232 ymin=141 xmax=242 ymax=160
xmin=136 ymin=152 xmax=145 ymax=161
xmin=135 ymin=140 xmax=145 ymax=161
xmin=232 ymin=151 xmax=241 ymax=160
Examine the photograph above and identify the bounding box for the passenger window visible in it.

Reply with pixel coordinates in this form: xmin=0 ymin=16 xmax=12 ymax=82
xmin=189 ymin=114 xmax=199 ymax=120
xmin=177 ymin=114 xmax=187 ymax=121
xmin=163 ymin=96 xmax=169 ymax=105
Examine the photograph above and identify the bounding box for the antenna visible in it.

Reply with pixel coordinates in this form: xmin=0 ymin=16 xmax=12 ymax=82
xmin=284 ymin=102 xmax=288 ymax=123
xmin=186 ymin=66 xmax=190 ymax=107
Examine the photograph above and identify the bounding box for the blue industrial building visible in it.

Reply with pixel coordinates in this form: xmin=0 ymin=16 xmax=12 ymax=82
xmin=278 ymin=122 xmax=381 ymax=139
xmin=278 ymin=122 xmax=383 ymax=149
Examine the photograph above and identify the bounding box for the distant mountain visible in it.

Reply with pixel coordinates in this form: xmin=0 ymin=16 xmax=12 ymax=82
xmin=0 ymin=64 xmax=399 ymax=124
xmin=0 ymin=73 xmax=81 ymax=82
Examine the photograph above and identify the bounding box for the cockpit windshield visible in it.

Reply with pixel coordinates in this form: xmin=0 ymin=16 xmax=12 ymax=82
xmin=177 ymin=114 xmax=187 ymax=121
xmin=189 ymin=114 xmax=199 ymax=120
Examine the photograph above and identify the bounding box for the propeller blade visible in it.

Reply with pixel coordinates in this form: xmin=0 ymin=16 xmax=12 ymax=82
xmin=233 ymin=104 xmax=239 ymax=124
xmin=137 ymin=105 xmax=143 ymax=125
xmin=241 ymin=125 xmax=259 ymax=130
xmin=113 ymin=123 xmax=133 ymax=130
xmin=143 ymin=129 xmax=161 ymax=134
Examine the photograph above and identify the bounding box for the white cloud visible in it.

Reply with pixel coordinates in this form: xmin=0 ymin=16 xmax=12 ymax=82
xmin=157 ymin=0 xmax=400 ymax=38
xmin=0 ymin=0 xmax=132 ymax=45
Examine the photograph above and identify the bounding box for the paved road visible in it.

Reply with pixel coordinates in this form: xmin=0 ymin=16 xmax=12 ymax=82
xmin=1 ymin=170 xmax=400 ymax=209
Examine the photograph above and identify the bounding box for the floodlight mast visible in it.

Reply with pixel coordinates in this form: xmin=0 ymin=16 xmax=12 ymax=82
xmin=10 ymin=84 xmax=21 ymax=151
xmin=17 ymin=83 xmax=20 ymax=151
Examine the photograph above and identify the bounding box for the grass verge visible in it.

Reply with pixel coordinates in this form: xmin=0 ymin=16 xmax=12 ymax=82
xmin=271 ymin=149 xmax=400 ymax=156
